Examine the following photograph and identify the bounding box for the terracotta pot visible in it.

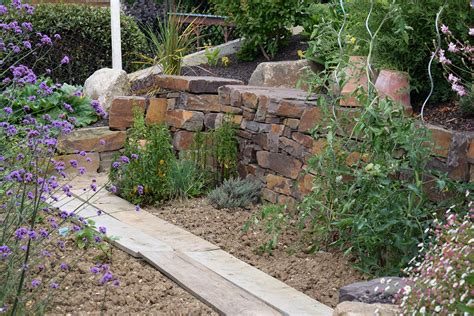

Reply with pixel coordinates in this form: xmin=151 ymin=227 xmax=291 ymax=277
xmin=374 ymin=69 xmax=412 ymax=114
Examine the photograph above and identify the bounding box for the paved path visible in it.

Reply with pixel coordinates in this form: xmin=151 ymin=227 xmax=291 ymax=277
xmin=51 ymin=175 xmax=333 ymax=316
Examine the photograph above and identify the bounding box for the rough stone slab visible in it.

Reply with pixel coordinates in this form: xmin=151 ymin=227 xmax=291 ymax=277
xmin=182 ymin=94 xmax=222 ymax=112
xmin=57 ymin=127 xmax=126 ymax=154
xmin=154 ymin=75 xmax=244 ymax=94
xmin=186 ymin=250 xmax=333 ymax=316
xmin=427 ymin=124 xmax=453 ymax=157
xmin=109 ymin=96 xmax=146 ymax=130
xmin=146 ymin=98 xmax=167 ymax=125
xmin=256 ymin=151 xmax=303 ymax=179
xmin=141 ymin=251 xmax=282 ymax=316
xmin=334 ymin=301 xmax=399 ymax=316
xmin=166 ymin=110 xmax=204 ymax=131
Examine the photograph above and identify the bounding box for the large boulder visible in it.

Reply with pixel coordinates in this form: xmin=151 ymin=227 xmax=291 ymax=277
xmin=83 ymin=68 xmax=131 ymax=112
xmin=248 ymin=59 xmax=321 ymax=90
xmin=334 ymin=301 xmax=400 ymax=316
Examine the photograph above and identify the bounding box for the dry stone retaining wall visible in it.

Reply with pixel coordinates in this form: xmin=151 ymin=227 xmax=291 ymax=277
xmin=58 ymin=75 xmax=473 ymax=205
xmin=105 ymin=75 xmax=474 ymax=206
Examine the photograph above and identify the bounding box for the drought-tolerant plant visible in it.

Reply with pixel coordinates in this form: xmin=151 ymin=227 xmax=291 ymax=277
xmin=12 ymin=3 xmax=147 ymax=85
xmin=435 ymin=24 xmax=473 ymax=116
xmin=213 ymin=114 xmax=238 ymax=183
xmin=253 ymin=0 xmax=470 ymax=276
xmin=109 ymin=109 xmax=175 ymax=205
xmin=204 ymin=45 xmax=221 ymax=67
xmin=399 ymin=205 xmax=473 ymax=314
xmin=138 ymin=12 xmax=196 ymax=75
xmin=209 ymin=0 xmax=306 ymax=61
xmin=304 ymin=0 xmax=473 ymax=104
xmin=167 ymin=157 xmax=208 ymax=200
xmin=208 ymin=177 xmax=262 ymax=209
xmin=0 ymin=2 xmax=128 ymax=313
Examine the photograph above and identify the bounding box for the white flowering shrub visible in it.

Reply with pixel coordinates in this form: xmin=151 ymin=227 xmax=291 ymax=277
xmin=399 ymin=198 xmax=473 ymax=314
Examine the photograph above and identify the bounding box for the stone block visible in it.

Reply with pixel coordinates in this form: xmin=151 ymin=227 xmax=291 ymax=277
xmin=334 ymin=302 xmax=399 ymax=316
xmin=183 ymin=94 xmax=222 ymax=112
xmin=237 ymin=129 xmax=254 ymax=140
xmin=154 ymin=75 xmax=244 ymax=93
xmin=221 ymin=105 xmax=242 ymax=114
xmin=243 ymin=110 xmax=256 ymax=121
xmin=262 ymin=188 xmax=278 ymax=203
xmin=339 ymin=277 xmax=405 ymax=304
xmin=447 ymin=132 xmax=470 ymax=182
xmin=109 ymin=96 xmax=146 ymax=130
xmin=241 ymin=91 xmax=259 ymax=109
xmin=299 ymin=107 xmax=323 ymax=133
xmin=284 ymin=118 xmax=300 ymax=129
xmin=230 ymin=89 xmax=242 ymax=107
xmin=279 ymin=137 xmax=304 ymax=157
xmin=253 ymin=133 xmax=269 ymax=150
xmin=173 ymin=130 xmax=195 ymax=151
xmin=467 ymin=136 xmax=474 ymax=163
xmin=218 ymin=85 xmax=231 ymax=105
xmin=427 ymin=124 xmax=453 ymax=157
xmin=255 ymin=95 xmax=269 ymax=122
xmin=292 ymin=132 xmax=314 ymax=148
xmin=53 ymin=152 xmax=100 ymax=174
xmin=256 ymin=151 xmax=303 ymax=179
xmin=57 ymin=127 xmax=126 ymax=154
xmin=204 ymin=113 xmax=224 ymax=129
xmin=266 ymin=174 xmax=293 ymax=195
xmin=146 ymin=98 xmax=167 ymax=125
xmin=277 ymin=194 xmax=297 ymax=210
xmin=99 ymin=150 xmax=119 ymax=173
xmin=268 ymin=100 xmax=307 ymax=118
xmin=165 ymin=110 xmax=204 ymax=131
xmin=310 ymin=138 xmax=328 ymax=155
xmin=268 ymin=124 xmax=285 ymax=152
xmin=297 ymin=173 xmax=314 ymax=196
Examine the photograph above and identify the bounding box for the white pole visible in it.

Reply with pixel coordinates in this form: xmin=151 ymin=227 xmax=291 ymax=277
xmin=111 ymin=0 xmax=122 ymax=70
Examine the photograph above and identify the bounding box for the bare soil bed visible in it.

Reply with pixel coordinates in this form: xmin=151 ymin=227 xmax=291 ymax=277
xmin=149 ymin=198 xmax=367 ymax=308
xmin=49 ymin=242 xmax=215 ymax=315
xmin=419 ymin=102 xmax=474 ymax=131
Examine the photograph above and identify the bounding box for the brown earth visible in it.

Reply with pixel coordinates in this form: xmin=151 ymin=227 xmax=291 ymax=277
xmin=419 ymin=102 xmax=474 ymax=131
xmin=149 ymin=198 xmax=367 ymax=308
xmin=48 ymin=242 xmax=215 ymax=315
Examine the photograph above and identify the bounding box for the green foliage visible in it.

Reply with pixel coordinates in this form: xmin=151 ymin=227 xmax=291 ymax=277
xmin=204 ymin=46 xmax=221 ymax=67
xmin=109 ymin=109 xmax=175 ymax=205
xmin=167 ymin=157 xmax=208 ymax=200
xmin=459 ymin=92 xmax=474 ymax=117
xmin=244 ymin=204 xmax=289 ymax=253
xmin=213 ymin=115 xmax=238 ymax=182
xmin=138 ymin=14 xmax=196 ymax=75
xmin=0 ymin=78 xmax=101 ymax=127
xmin=25 ymin=3 xmax=148 ymax=84
xmin=304 ymin=0 xmax=473 ymax=103
xmin=208 ymin=177 xmax=262 ymax=210
xmin=209 ymin=0 xmax=306 ymax=61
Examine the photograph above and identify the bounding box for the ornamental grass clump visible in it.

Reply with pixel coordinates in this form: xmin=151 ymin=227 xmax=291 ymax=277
xmin=399 ymin=202 xmax=473 ymax=314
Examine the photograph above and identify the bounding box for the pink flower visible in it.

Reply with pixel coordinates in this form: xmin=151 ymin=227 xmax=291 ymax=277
xmin=447 ymin=42 xmax=458 ymax=53
xmin=438 ymin=49 xmax=452 ymax=65
xmin=440 ymin=24 xmax=451 ymax=35
xmin=469 ymin=28 xmax=474 ymax=36
xmin=451 ymin=83 xmax=466 ymax=96
xmin=448 ymin=73 xmax=460 ymax=83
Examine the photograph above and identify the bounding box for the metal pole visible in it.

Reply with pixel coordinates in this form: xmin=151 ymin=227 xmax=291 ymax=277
xmin=111 ymin=0 xmax=122 ymax=70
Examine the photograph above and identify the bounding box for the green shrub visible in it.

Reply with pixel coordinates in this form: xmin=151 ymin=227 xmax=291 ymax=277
xmin=304 ymin=0 xmax=473 ymax=103
xmin=459 ymin=92 xmax=474 ymax=117
xmin=209 ymin=0 xmax=306 ymax=61
xmin=208 ymin=177 xmax=262 ymax=209
xmin=167 ymin=158 xmax=208 ymax=200
xmin=23 ymin=4 xmax=148 ymax=84
xmin=109 ymin=109 xmax=175 ymax=205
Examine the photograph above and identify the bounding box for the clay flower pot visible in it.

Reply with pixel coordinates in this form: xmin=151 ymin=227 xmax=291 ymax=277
xmin=374 ymin=69 xmax=412 ymax=114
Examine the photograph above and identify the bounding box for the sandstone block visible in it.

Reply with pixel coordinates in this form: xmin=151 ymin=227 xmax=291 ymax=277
xmin=84 ymin=68 xmax=130 ymax=111
xmin=241 ymin=91 xmax=258 ymax=109
xmin=173 ymin=130 xmax=195 ymax=151
xmin=297 ymin=173 xmax=314 ymax=196
xmin=146 ymin=98 xmax=167 ymax=125
xmin=280 ymin=137 xmax=305 ymax=158
xmin=427 ymin=124 xmax=453 ymax=157
xmin=109 ymin=96 xmax=146 ymax=130
xmin=154 ymin=75 xmax=243 ymax=93
xmin=299 ymin=107 xmax=323 ymax=133
xmin=183 ymin=94 xmax=222 ymax=112
xmin=255 ymin=95 xmax=269 ymax=122
xmin=266 ymin=174 xmax=293 ymax=195
xmin=58 ymin=127 xmax=126 ymax=154
xmin=256 ymin=151 xmax=303 ymax=179
xmin=334 ymin=302 xmax=399 ymax=316
xmin=284 ymin=118 xmax=300 ymax=129
xmin=268 ymin=100 xmax=307 ymax=118
xmin=262 ymin=188 xmax=278 ymax=203
xmin=166 ymin=110 xmax=204 ymax=131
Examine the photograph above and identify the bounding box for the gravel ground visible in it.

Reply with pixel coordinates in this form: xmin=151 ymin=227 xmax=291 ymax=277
xmin=48 ymin=242 xmax=215 ymax=315
xmin=149 ymin=198 xmax=367 ymax=308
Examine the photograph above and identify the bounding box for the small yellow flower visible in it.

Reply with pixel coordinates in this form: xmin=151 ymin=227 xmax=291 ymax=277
xmin=221 ymin=56 xmax=230 ymax=67
xmin=159 ymin=159 xmax=164 ymax=165
xmin=350 ymin=37 xmax=356 ymax=45
xmin=297 ymin=50 xmax=305 ymax=59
